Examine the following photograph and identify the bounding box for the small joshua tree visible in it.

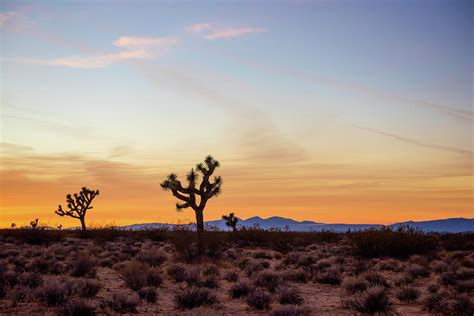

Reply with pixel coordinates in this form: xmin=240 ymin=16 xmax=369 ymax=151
xmin=161 ymin=155 xmax=222 ymax=253
xmin=30 ymin=219 xmax=39 ymax=229
xmin=55 ymin=187 xmax=99 ymax=232
xmin=222 ymin=213 xmax=238 ymax=232
xmin=11 ymin=223 xmax=16 ymax=229
xmin=57 ymin=224 xmax=62 ymax=231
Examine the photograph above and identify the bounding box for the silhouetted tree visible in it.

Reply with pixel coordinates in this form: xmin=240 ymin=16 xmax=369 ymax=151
xmin=222 ymin=212 xmax=238 ymax=232
xmin=30 ymin=219 xmax=39 ymax=229
xmin=161 ymin=155 xmax=222 ymax=253
xmin=57 ymin=224 xmax=62 ymax=231
xmin=10 ymin=223 xmax=16 ymax=229
xmin=55 ymin=187 xmax=99 ymax=232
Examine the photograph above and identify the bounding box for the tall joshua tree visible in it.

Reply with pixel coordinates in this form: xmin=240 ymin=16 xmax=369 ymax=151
xmin=222 ymin=213 xmax=238 ymax=232
xmin=55 ymin=187 xmax=99 ymax=232
xmin=161 ymin=155 xmax=222 ymax=251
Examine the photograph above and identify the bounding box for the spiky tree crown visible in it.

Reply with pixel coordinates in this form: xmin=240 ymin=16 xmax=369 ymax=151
xmin=222 ymin=212 xmax=238 ymax=228
xmin=55 ymin=187 xmax=99 ymax=219
xmin=30 ymin=218 xmax=39 ymax=229
xmin=161 ymin=155 xmax=222 ymax=212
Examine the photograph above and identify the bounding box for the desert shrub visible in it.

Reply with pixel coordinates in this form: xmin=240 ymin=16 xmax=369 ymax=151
xmin=430 ymin=260 xmax=449 ymax=273
xmin=316 ymin=267 xmax=341 ymax=285
xmin=349 ymin=227 xmax=437 ymax=258
xmin=395 ymin=286 xmax=420 ymax=302
xmin=70 ymin=254 xmax=96 ymax=278
xmin=98 ymin=257 xmax=115 ymax=268
xmin=76 ymin=279 xmax=101 ymax=298
xmin=246 ymin=289 xmax=272 ymax=310
xmin=224 ymin=270 xmax=239 ymax=282
xmin=229 ymin=281 xmax=250 ymax=298
xmin=343 ymin=286 xmax=392 ymax=313
xmin=138 ymin=286 xmax=157 ymax=303
xmin=202 ymin=264 xmax=220 ymax=277
xmin=270 ymin=305 xmax=312 ymax=316
xmin=457 ymin=267 xmax=474 ymax=280
xmin=202 ymin=275 xmax=219 ymax=288
xmin=135 ymin=249 xmax=167 ymax=267
xmin=439 ymin=233 xmax=474 ymax=251
xmin=18 ymin=272 xmax=43 ymax=288
xmin=174 ymin=286 xmax=217 ymax=309
xmin=167 ymin=263 xmax=188 ymax=283
xmin=59 ymin=298 xmax=96 ymax=316
xmin=451 ymin=294 xmax=474 ymax=315
xmin=253 ymin=250 xmax=273 ymax=259
xmin=393 ymin=273 xmax=413 ymax=286
xmin=281 ymin=268 xmax=310 ymax=283
xmin=35 ymin=282 xmax=70 ymax=306
xmin=427 ymin=283 xmax=439 ymax=293
xmin=120 ymin=261 xmax=148 ymax=290
xmin=253 ymin=271 xmax=282 ymax=292
xmin=145 ymin=267 xmax=163 ymax=287
xmin=342 ymin=277 xmax=368 ymax=294
xmin=315 ymin=258 xmax=333 ymax=270
xmin=456 ymin=279 xmax=474 ymax=293
xmin=8 ymin=285 xmax=33 ymax=305
xmin=100 ymin=291 xmax=140 ymax=313
xmin=424 ymin=292 xmax=446 ymax=313
xmin=407 ymin=263 xmax=429 ymax=278
xmin=376 ymin=258 xmax=402 ymax=271
xmin=284 ymin=252 xmax=302 ymax=265
xmin=363 ymin=272 xmax=389 ymax=288
xmin=29 ymin=256 xmax=50 ymax=274
xmin=278 ymin=287 xmax=304 ymax=305
xmin=441 ymin=270 xmax=458 ymax=285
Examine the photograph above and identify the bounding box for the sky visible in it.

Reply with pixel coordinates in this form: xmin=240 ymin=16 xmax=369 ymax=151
xmin=0 ymin=0 xmax=472 ymax=228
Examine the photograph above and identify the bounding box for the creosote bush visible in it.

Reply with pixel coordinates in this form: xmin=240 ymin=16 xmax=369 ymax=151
xmin=174 ymin=286 xmax=217 ymax=309
xmin=278 ymin=287 xmax=304 ymax=305
xmin=100 ymin=291 xmax=140 ymax=313
xmin=229 ymin=281 xmax=251 ymax=298
xmin=343 ymin=286 xmax=392 ymax=314
xmin=395 ymin=286 xmax=420 ymax=302
xmin=246 ymin=289 xmax=272 ymax=310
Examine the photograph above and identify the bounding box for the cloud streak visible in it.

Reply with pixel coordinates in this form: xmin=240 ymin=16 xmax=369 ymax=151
xmin=113 ymin=36 xmax=178 ymax=49
xmin=353 ymin=125 xmax=474 ymax=155
xmin=186 ymin=23 xmax=211 ymax=34
xmin=204 ymin=27 xmax=267 ymax=40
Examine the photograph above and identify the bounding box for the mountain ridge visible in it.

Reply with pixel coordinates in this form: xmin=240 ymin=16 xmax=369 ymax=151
xmin=121 ymin=216 xmax=474 ymax=233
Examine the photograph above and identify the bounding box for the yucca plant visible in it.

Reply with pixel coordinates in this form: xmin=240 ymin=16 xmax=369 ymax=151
xmin=222 ymin=213 xmax=238 ymax=231
xmin=55 ymin=187 xmax=99 ymax=231
xmin=161 ymin=155 xmax=222 ymax=254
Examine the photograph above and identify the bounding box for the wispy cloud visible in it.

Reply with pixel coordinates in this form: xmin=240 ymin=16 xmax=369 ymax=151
xmin=8 ymin=35 xmax=179 ymax=69
xmin=353 ymin=125 xmax=474 ymax=155
xmin=0 ymin=11 xmax=20 ymax=27
xmin=186 ymin=23 xmax=211 ymax=34
xmin=113 ymin=36 xmax=178 ymax=49
xmin=11 ymin=50 xmax=151 ymax=68
xmin=204 ymin=27 xmax=267 ymax=40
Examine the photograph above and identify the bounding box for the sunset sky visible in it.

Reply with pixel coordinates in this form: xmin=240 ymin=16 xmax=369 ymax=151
xmin=1 ymin=0 xmax=472 ymax=228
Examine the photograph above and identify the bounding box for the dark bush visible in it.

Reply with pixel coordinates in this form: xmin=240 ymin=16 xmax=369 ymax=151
xmin=270 ymin=305 xmax=312 ymax=316
xmin=229 ymin=281 xmax=251 ymax=298
xmin=407 ymin=264 xmax=429 ymax=278
xmin=395 ymin=286 xmax=420 ymax=302
xmin=224 ymin=270 xmax=239 ymax=282
xmin=174 ymin=286 xmax=217 ymax=309
xmin=451 ymin=294 xmax=474 ymax=315
xmin=253 ymin=271 xmax=282 ymax=293
xmin=145 ymin=267 xmax=163 ymax=287
xmin=70 ymin=254 xmax=96 ymax=278
xmin=135 ymin=249 xmax=167 ymax=267
xmin=363 ymin=272 xmax=389 ymax=288
xmin=76 ymin=279 xmax=101 ymax=298
xmin=59 ymin=298 xmax=96 ymax=316
xmin=18 ymin=272 xmax=43 ymax=288
xmin=343 ymin=286 xmax=392 ymax=313
xmin=316 ymin=267 xmax=341 ymax=285
xmin=278 ymin=287 xmax=304 ymax=305
xmin=246 ymin=289 xmax=272 ymax=310
xmin=342 ymin=277 xmax=368 ymax=294
xmin=120 ymin=261 xmax=148 ymax=291
xmin=35 ymin=282 xmax=70 ymax=306
xmin=349 ymin=227 xmax=437 ymax=259
xmin=100 ymin=291 xmax=140 ymax=313
xmin=281 ymin=269 xmax=310 ymax=283
xmin=138 ymin=286 xmax=157 ymax=303
xmin=424 ymin=292 xmax=447 ymax=313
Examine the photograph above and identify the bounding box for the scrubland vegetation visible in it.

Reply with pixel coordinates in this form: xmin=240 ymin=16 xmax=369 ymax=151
xmin=0 ymin=226 xmax=473 ymax=315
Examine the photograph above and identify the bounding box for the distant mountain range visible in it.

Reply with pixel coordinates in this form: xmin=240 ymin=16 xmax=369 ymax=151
xmin=123 ymin=216 xmax=474 ymax=233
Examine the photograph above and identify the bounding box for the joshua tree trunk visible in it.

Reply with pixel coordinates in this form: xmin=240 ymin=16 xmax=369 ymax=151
xmin=80 ymin=217 xmax=87 ymax=231
xmin=195 ymin=209 xmax=204 ymax=254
